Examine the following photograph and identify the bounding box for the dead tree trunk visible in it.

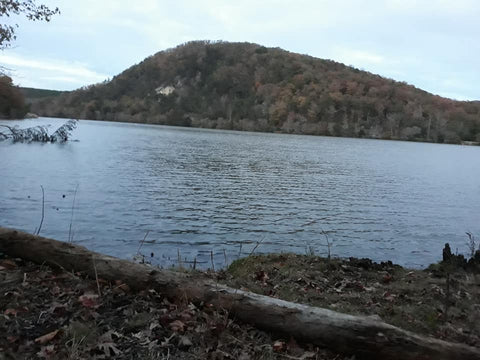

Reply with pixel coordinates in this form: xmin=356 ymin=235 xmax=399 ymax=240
xmin=0 ymin=227 xmax=479 ymax=360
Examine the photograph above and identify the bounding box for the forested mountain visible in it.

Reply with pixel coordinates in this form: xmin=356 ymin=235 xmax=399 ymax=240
xmin=33 ymin=41 xmax=480 ymax=143
xmin=20 ymin=87 xmax=64 ymax=104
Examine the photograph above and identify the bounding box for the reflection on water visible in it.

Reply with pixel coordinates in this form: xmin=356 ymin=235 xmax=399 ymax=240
xmin=1 ymin=117 xmax=479 ymax=268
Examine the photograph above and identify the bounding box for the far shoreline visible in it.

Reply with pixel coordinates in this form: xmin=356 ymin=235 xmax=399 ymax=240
xmin=21 ymin=114 xmax=480 ymax=147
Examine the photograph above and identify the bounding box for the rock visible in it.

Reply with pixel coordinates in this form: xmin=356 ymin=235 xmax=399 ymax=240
xmin=24 ymin=112 xmax=39 ymax=119
xmin=349 ymin=257 xmax=373 ymax=270
xmin=442 ymin=243 xmax=452 ymax=262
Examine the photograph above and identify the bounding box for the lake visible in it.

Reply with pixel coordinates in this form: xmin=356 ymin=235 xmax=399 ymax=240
xmin=1 ymin=117 xmax=479 ymax=268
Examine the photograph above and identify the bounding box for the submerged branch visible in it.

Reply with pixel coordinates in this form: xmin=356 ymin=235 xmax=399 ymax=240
xmin=0 ymin=120 xmax=78 ymax=143
xmin=51 ymin=119 xmax=78 ymax=142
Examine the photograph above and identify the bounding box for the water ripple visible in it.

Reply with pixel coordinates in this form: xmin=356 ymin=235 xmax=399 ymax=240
xmin=1 ymin=118 xmax=480 ymax=268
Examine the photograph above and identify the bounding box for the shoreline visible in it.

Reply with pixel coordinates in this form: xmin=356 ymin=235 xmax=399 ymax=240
xmin=24 ymin=115 xmax=479 ymax=146
xmin=1 ymin=233 xmax=479 ymax=358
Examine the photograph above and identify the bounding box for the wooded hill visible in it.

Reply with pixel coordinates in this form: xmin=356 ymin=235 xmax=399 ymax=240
xmin=20 ymin=87 xmax=64 ymax=104
xmin=32 ymin=41 xmax=480 ymax=143
xmin=0 ymin=76 xmax=27 ymax=119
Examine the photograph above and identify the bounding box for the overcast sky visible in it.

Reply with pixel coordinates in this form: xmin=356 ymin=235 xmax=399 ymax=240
xmin=1 ymin=0 xmax=479 ymax=100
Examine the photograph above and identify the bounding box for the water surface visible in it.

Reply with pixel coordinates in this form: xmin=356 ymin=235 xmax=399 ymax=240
xmin=1 ymin=118 xmax=479 ymax=268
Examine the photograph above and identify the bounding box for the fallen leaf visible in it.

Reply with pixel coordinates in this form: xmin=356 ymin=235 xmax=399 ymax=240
xmin=178 ymin=335 xmax=193 ymax=348
xmin=212 ymin=349 xmax=235 ymax=358
xmin=78 ymin=293 xmax=99 ymax=308
xmin=149 ymin=321 xmax=160 ymax=330
xmin=273 ymin=340 xmax=286 ymax=352
xmin=382 ymin=274 xmax=393 ymax=284
xmin=160 ymin=333 xmax=176 ymax=347
xmin=169 ymin=320 xmax=185 ymax=332
xmin=97 ymin=342 xmax=122 ymax=357
xmin=100 ymin=330 xmax=122 ymax=341
xmin=300 ymin=352 xmax=317 ymax=359
xmin=383 ymin=291 xmax=396 ymax=302
xmin=4 ymin=308 xmax=18 ymax=316
xmin=37 ymin=345 xmax=55 ymax=358
xmin=255 ymin=270 xmax=269 ymax=283
xmin=50 ymin=286 xmax=61 ymax=296
xmin=7 ymin=336 xmax=19 ymax=343
xmin=117 ymin=283 xmax=130 ymax=292
xmin=35 ymin=329 xmax=59 ymax=344
xmin=346 ymin=281 xmax=365 ymax=291
xmin=180 ymin=311 xmax=193 ymax=322
xmin=238 ymin=352 xmax=251 ymax=360
xmin=51 ymin=305 xmax=67 ymax=317
xmin=0 ymin=259 xmax=17 ymax=269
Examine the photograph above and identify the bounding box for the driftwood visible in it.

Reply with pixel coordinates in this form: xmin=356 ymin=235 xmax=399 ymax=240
xmin=0 ymin=227 xmax=479 ymax=360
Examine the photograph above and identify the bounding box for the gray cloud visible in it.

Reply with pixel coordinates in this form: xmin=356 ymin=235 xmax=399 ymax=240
xmin=1 ymin=0 xmax=478 ymax=99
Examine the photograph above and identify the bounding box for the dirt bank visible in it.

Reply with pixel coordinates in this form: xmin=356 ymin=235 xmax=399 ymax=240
xmin=0 ymin=255 xmax=343 ymax=360
xmin=222 ymin=254 xmax=480 ymax=347
xmin=1 ymin=251 xmax=479 ymax=359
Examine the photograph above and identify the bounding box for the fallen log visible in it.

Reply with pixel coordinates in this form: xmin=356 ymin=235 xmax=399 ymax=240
xmin=0 ymin=227 xmax=479 ymax=360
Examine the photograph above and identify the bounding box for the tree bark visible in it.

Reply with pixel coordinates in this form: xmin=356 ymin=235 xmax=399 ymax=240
xmin=0 ymin=227 xmax=479 ymax=360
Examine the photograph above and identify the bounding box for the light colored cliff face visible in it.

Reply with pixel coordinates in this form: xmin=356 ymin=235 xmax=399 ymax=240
xmin=155 ymin=85 xmax=175 ymax=96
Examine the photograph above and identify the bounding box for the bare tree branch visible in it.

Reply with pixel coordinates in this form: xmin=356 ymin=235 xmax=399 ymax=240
xmin=0 ymin=119 xmax=77 ymax=142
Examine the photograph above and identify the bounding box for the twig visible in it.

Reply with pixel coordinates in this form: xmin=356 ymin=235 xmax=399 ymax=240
xmin=177 ymin=249 xmax=183 ymax=268
xmin=92 ymin=256 xmax=102 ymax=296
xmin=37 ymin=311 xmax=47 ymax=324
xmin=66 ymin=335 xmax=87 ymax=360
xmin=36 ymin=185 xmax=45 ymax=235
xmin=320 ymin=228 xmax=332 ymax=261
xmin=466 ymin=231 xmax=477 ymax=258
xmin=214 ymin=350 xmax=234 ymax=359
xmin=136 ymin=230 xmax=150 ymax=255
xmin=193 ymin=257 xmax=197 ymax=270
xmin=48 ymin=260 xmax=80 ymax=280
xmin=210 ymin=250 xmax=215 ymax=272
xmin=444 ymin=272 xmax=451 ymax=321
xmin=227 ymin=334 xmax=243 ymax=344
xmin=304 ymin=241 xmax=315 ymax=256
xmin=278 ymin=353 xmax=315 ymax=360
xmin=249 ymin=235 xmax=266 ymax=256
xmin=223 ymin=249 xmax=227 ymax=266
xmin=68 ymin=184 xmax=79 ymax=243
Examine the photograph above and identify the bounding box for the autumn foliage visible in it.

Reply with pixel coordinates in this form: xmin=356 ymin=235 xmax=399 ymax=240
xmin=33 ymin=41 xmax=480 ymax=143
xmin=0 ymin=75 xmax=27 ymax=119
